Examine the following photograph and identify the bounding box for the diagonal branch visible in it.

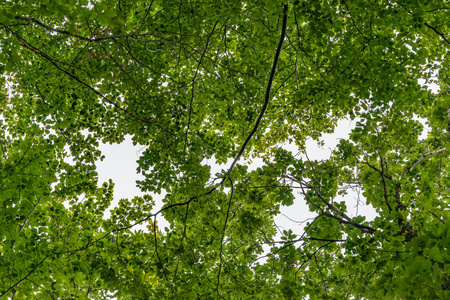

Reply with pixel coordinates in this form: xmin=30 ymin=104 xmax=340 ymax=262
xmin=0 ymin=255 xmax=52 ymax=297
xmin=424 ymin=22 xmax=450 ymax=46
xmin=403 ymin=148 xmax=445 ymax=175
xmin=436 ymin=183 xmax=450 ymax=192
xmin=81 ymin=4 xmax=289 ymax=241
xmin=9 ymin=29 xmax=172 ymax=135
xmin=297 ymin=176 xmax=375 ymax=234
xmin=152 ymin=214 xmax=176 ymax=295
xmin=428 ymin=210 xmax=445 ymax=224
xmin=226 ymin=4 xmax=289 ymax=174
xmin=361 ymin=160 xmax=393 ymax=180
xmin=14 ymin=197 xmax=41 ymax=238
xmin=341 ymin=0 xmax=370 ymax=41
xmin=0 ymin=139 xmax=6 ymax=159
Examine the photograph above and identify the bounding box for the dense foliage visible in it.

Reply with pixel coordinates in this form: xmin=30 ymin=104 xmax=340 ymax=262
xmin=1 ymin=0 xmax=449 ymax=298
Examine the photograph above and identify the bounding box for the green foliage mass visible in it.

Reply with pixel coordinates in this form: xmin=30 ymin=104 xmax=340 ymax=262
xmin=1 ymin=0 xmax=449 ymax=298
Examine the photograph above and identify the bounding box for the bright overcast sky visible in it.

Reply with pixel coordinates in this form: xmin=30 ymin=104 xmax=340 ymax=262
xmin=96 ymin=80 xmax=439 ymax=237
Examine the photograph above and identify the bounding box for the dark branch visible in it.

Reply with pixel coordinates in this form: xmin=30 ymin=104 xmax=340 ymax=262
xmin=424 ymin=22 xmax=450 ymax=46
xmin=226 ymin=4 xmax=289 ymax=174
xmin=380 ymin=157 xmax=392 ymax=212
xmin=0 ymin=255 xmax=51 ymax=297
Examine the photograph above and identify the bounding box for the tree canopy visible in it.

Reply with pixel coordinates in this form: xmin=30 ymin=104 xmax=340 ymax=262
xmin=1 ymin=0 xmax=450 ymax=298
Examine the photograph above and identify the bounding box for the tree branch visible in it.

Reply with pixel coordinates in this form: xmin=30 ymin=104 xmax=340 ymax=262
xmin=14 ymin=16 xmax=184 ymax=44
xmin=380 ymin=157 xmax=392 ymax=212
xmin=226 ymin=4 xmax=288 ymax=174
xmin=428 ymin=211 xmax=445 ymax=224
xmin=15 ymin=197 xmax=41 ymax=238
xmin=184 ymin=20 xmax=219 ymax=153
xmin=216 ymin=175 xmax=234 ymax=298
xmin=424 ymin=22 xmax=450 ymax=46
xmin=403 ymin=148 xmax=445 ymax=175
xmin=9 ymin=29 xmax=173 ymax=135
xmin=0 ymin=255 xmax=51 ymax=297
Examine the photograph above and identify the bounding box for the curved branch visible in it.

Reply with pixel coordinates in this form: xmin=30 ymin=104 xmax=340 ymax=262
xmin=88 ymin=4 xmax=289 ymax=240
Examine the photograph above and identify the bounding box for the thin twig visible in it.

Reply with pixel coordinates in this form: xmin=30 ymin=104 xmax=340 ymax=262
xmin=216 ymin=175 xmax=234 ymax=298
xmin=14 ymin=16 xmax=184 ymax=44
xmin=184 ymin=20 xmax=219 ymax=153
xmin=15 ymin=197 xmax=41 ymax=238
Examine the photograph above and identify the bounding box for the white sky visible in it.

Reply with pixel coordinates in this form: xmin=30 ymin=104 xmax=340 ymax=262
xmin=95 ymin=80 xmax=439 ymax=238
xmin=96 ymin=118 xmax=370 ymax=236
